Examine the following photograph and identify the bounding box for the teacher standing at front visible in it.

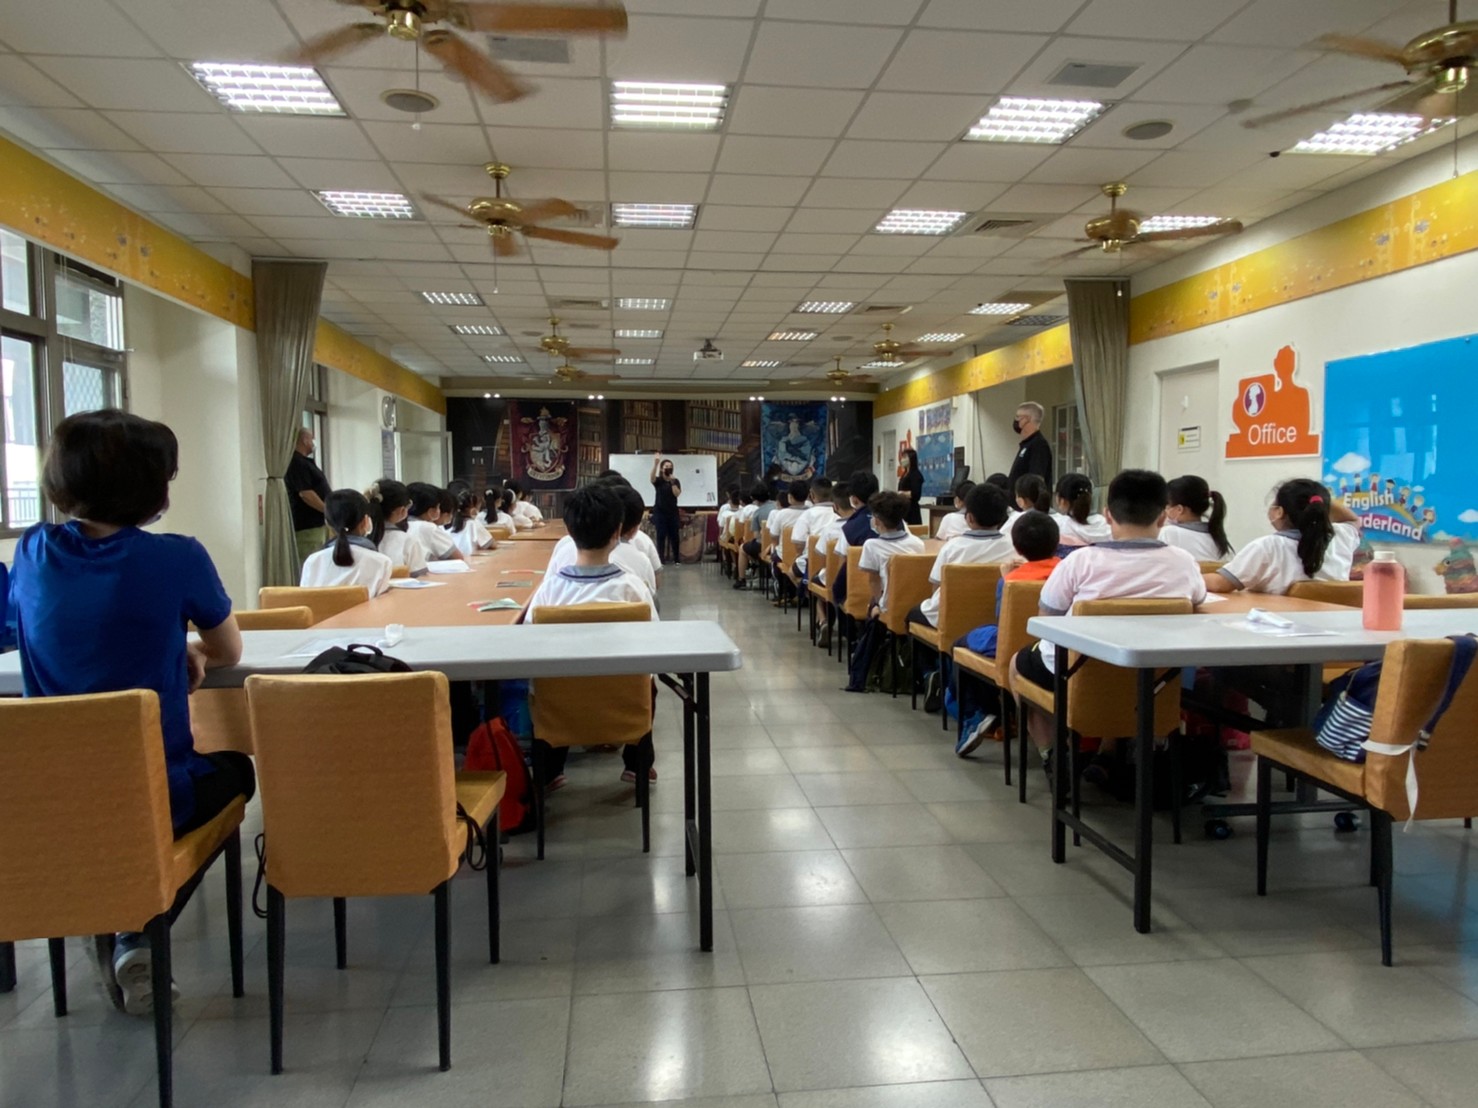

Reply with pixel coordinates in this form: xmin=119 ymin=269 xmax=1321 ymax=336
xmin=650 ymin=453 xmax=683 ymax=566
xmin=1006 ymin=401 xmax=1054 ymax=488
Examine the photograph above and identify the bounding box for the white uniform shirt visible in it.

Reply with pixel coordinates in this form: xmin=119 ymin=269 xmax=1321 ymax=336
xmin=1054 ymin=512 xmax=1112 ymax=547
xmin=488 ymin=510 xmax=518 ymax=534
xmin=512 ymin=499 xmax=543 ymax=525
xmin=300 ymin=538 xmax=393 ymax=597
xmin=547 ymin=533 xmax=576 ymax=575
xmin=631 ymin=528 xmax=662 ymax=573
xmin=408 ymin=518 xmax=458 ymax=560
xmin=717 ymin=503 xmax=740 ymax=536
xmin=1037 ymin=540 xmax=1206 ymax=672
xmin=813 ymin=516 xmax=850 ymax=586
xmin=1159 ymin=521 xmax=1224 ymax=563
xmin=999 ymin=509 xmax=1022 ymax=538
xmin=918 ymin=530 xmax=1017 ymax=626
xmin=857 ymin=529 xmax=927 ymax=612
xmin=791 ymin=503 xmax=836 ymax=574
xmin=378 ymin=527 xmax=428 ymax=576
xmin=450 ymin=516 xmax=494 ymax=557
xmin=525 ymin=563 xmax=658 ymax=622
xmin=612 ymin=539 xmax=658 ymax=595
xmin=1218 ymin=522 xmax=1360 ymax=596
xmin=935 ymin=509 xmax=968 ymax=541
xmin=767 ymin=503 xmax=810 ymax=539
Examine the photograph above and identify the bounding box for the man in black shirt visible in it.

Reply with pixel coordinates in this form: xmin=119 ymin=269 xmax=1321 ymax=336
xmin=284 ymin=427 xmax=332 ymax=573
xmin=1006 ymin=401 xmax=1053 ymax=489
xmin=649 ymin=453 xmax=683 ymax=565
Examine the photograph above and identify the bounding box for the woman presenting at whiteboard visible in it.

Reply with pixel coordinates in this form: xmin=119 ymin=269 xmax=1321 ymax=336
xmin=650 ymin=453 xmax=683 ymax=566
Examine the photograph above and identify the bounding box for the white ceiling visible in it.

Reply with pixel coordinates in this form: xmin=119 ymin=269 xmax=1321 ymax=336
xmin=0 ymin=0 xmax=1472 ymax=388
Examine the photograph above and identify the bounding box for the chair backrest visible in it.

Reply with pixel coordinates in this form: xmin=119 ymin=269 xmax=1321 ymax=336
xmin=390 ymin=564 xmax=411 ymax=579
xmin=235 ymin=605 xmax=314 ymax=631
xmin=1287 ymin=580 xmax=1364 ymax=607
xmin=806 ymin=535 xmax=820 ymax=578
xmin=1198 ymin=560 xmax=1225 ymax=574
xmin=779 ymin=525 xmax=797 ymax=574
xmin=882 ymin=553 xmax=935 ymax=635
xmin=1364 ymin=637 xmax=1478 ymax=820
xmin=907 ymin=523 xmax=928 ymax=538
xmin=259 ymin=585 xmax=369 ymax=625
xmin=1063 ymin=598 xmax=1194 ymax=737
xmin=742 ymin=516 xmax=756 ymax=544
xmin=0 ymin=690 xmax=175 ymax=939
xmin=1405 ymin=593 xmax=1478 ymax=610
xmin=245 ymin=671 xmax=459 ymax=898
xmin=530 ymin=603 xmax=653 ymax=748
xmin=996 ymin=579 xmax=1047 ymax=667
xmin=936 ymin=562 xmax=1004 ymax=645
xmin=843 ymin=547 xmax=871 ymax=621
xmin=823 ymin=541 xmax=842 ymax=591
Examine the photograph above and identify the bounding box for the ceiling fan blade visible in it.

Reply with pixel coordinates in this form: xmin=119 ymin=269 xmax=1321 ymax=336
xmin=583 ymin=373 xmax=624 ymax=383
xmin=522 ymin=225 xmax=620 ymax=250
xmin=566 ymin=346 xmax=621 ymax=358
xmin=286 ymin=22 xmax=383 ymax=65
xmin=421 ymin=193 xmax=473 ymax=218
xmin=1240 ymin=79 xmax=1419 ymax=128
xmin=1313 ymin=33 xmax=1411 ymax=66
xmin=491 ymin=234 xmax=522 ymax=258
xmin=458 ymin=2 xmax=629 ymax=36
xmin=421 ymin=30 xmax=531 ymax=103
xmin=1415 ymin=88 xmax=1462 ymax=122
xmin=1134 ymin=220 xmax=1243 ymax=243
xmin=514 ymin=198 xmax=581 ymax=224
xmin=1053 ymin=243 xmax=1104 ymax=261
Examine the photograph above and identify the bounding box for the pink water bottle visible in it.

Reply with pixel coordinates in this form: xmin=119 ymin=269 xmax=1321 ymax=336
xmin=1362 ymin=550 xmax=1404 ymax=631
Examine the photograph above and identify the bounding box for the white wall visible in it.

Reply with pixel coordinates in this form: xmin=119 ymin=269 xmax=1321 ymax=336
xmin=322 ymin=373 xmax=445 ymax=494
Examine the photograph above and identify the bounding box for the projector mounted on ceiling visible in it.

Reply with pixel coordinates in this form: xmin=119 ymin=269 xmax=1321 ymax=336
xmin=694 ymin=338 xmax=723 ymax=361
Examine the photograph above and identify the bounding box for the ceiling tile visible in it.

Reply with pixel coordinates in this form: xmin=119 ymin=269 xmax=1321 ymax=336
xmin=58 ymin=149 xmax=192 ymax=186
xmin=30 ymin=57 xmax=213 ymax=112
xmin=821 ymin=139 xmax=946 ymax=180
xmin=1067 ymin=0 xmax=1244 ymax=42
xmin=769 ymin=232 xmax=862 ymax=254
xmin=1128 ymin=148 xmax=1266 ymax=188
xmin=608 ymin=131 xmax=721 ymax=174
xmin=1132 ymin=44 xmax=1310 ymax=105
xmin=1004 ymin=35 xmax=1189 ymax=100
xmin=104 ymin=111 xmax=263 ymax=156
xmin=612 ymin=228 xmax=693 ymax=251
xmin=608 ymin=170 xmax=711 ymax=202
xmin=486 ymin=127 xmax=605 ymax=170
xmin=322 ymin=67 xmax=481 ymax=125
xmin=393 ymin=162 xmax=509 ymax=197
xmin=476 ymin=77 xmax=604 ymax=130
xmin=705 ymin=174 xmax=810 ymax=206
xmin=727 ymin=86 xmax=866 ymax=138
xmin=784 ymin=207 xmax=880 ymax=234
xmin=716 ymin=135 xmax=831 ymax=176
xmin=764 ymin=0 xmax=925 ymax=23
xmin=605 ymin=14 xmax=753 ymax=82
xmin=879 ymin=30 xmax=1047 ymax=94
xmin=1208 ymin=0 xmax=1399 ymax=48
xmin=800 ymin=177 xmax=908 ymax=210
xmin=1075 ymin=102 xmax=1227 ymax=148
xmin=104 ymin=183 xmax=228 ymax=215
xmin=741 ymin=22 xmax=903 ymax=89
xmin=922 ymin=143 xmax=1054 ymax=182
xmin=893 ymin=180 xmax=1008 ymax=210
xmin=114 ymin=0 xmax=299 ymax=58
xmin=1023 ymin=146 xmax=1163 ymax=186
xmin=0 ymin=106 xmax=142 ymax=151
xmin=686 ymin=251 xmax=769 ymax=269
xmin=696 ymin=206 xmax=792 ymax=232
xmin=365 ymin=121 xmax=493 ymax=165
xmin=983 ymin=182 xmax=1097 ymax=214
xmin=4 ymin=0 xmax=161 ymax=55
xmin=917 ymin=0 xmax=1086 ymax=32
xmin=0 ymin=55 xmax=85 ymax=108
xmin=276 ymin=156 xmax=401 ymax=192
xmin=692 ymin=230 xmax=777 ymax=252
xmin=848 ymin=234 xmax=938 ymax=257
xmin=237 ymin=116 xmax=380 ymax=161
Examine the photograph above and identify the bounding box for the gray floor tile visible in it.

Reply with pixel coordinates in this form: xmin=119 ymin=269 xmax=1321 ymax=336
xmin=731 ymin=904 xmax=911 ymax=984
xmin=778 ymin=1082 xmax=990 ymax=1108
xmin=877 ymin=898 xmax=1070 ymax=974
xmin=711 ymin=747 xmax=793 ymax=775
xmin=1015 ymin=891 xmax=1225 ymax=966
xmin=1178 ymin=1050 xmax=1427 ymax=1108
xmin=924 ymin=801 xmax=1044 ymax=844
xmin=783 ymin=747 xmax=885 ymax=774
xmin=795 ymin=772 xmax=912 ymax=807
xmin=719 ymin=850 xmax=868 ymax=908
xmin=712 ymin=807 xmax=837 ymax=854
xmin=841 ymin=845 xmax=1005 ymax=903
xmin=580 ymin=854 xmax=720 ymax=917
xmin=767 ymin=724 xmax=867 ymax=749
xmin=985 ymin=1065 xmax=1213 ymax=1108
xmin=573 ymin=910 xmax=744 ymax=995
xmin=1366 ymin=1039 xmax=1478 ymax=1108
xmin=712 ymin=774 xmax=813 ymax=811
xmin=815 ymin=804 xmax=954 ymax=849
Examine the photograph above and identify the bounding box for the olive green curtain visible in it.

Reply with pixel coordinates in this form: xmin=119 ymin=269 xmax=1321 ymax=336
xmin=1065 ymin=277 xmax=1130 ymax=485
xmin=254 ymin=260 xmax=328 ymax=588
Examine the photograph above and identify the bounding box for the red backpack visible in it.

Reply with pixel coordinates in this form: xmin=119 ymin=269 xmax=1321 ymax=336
xmin=463 ymin=717 xmax=533 ymax=834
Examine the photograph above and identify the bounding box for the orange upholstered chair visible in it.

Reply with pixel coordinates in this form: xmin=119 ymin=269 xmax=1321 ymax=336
xmin=1287 ymin=580 xmax=1364 ymax=607
xmin=193 ymin=606 xmax=315 ymax=756
xmin=258 ymin=586 xmax=368 ymax=626
xmin=1405 ymin=594 xmax=1478 ymax=609
xmin=953 ymin=579 xmax=1047 ymax=791
xmin=909 ymin=562 xmax=1004 ymax=722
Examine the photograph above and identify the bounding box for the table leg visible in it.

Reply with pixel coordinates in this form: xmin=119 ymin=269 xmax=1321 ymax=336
xmin=1051 ymin=644 xmax=1069 ymax=864
xmin=696 ymin=672 xmax=714 ymax=952
xmin=1134 ymin=667 xmax=1155 ymax=934
xmin=683 ymin=674 xmax=697 ymax=877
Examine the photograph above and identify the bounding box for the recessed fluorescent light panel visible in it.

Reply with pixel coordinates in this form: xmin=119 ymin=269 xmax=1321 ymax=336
xmin=480 ymin=354 xmax=523 ymax=364
xmin=420 ymin=291 xmax=484 ymax=306
xmin=616 ymin=357 xmax=655 ymax=365
xmin=966 ymin=96 xmax=1105 ymax=144
xmin=916 ymin=332 xmax=966 ymax=343
xmin=969 ymin=301 xmax=1031 ymax=316
xmin=1137 ymin=215 xmax=1224 ymax=232
xmin=450 ymin=324 xmax=503 ymax=336
xmin=795 ymin=301 xmax=854 ymax=314
xmin=616 ymin=329 xmax=663 ymax=339
xmin=611 ymin=81 xmax=729 ymax=130
xmin=611 ymin=203 xmax=697 ymax=228
xmin=767 ymin=330 xmax=818 ymax=342
xmin=873 ymin=209 xmax=969 ymax=235
xmin=1290 ymin=112 xmax=1451 ymax=155
xmin=862 ymin=359 xmax=902 ymax=369
xmin=615 ymin=297 xmax=670 ymax=310
xmin=315 ymin=191 xmax=417 ymax=219
xmin=186 ymin=62 xmax=346 ymax=116
xmin=741 ymin=359 xmax=781 ymax=368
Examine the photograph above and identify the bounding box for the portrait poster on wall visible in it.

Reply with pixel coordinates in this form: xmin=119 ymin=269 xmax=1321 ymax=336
xmin=509 ymin=401 xmax=577 ymax=490
xmin=916 ymin=431 xmax=955 ymax=497
xmin=762 ymin=401 xmax=827 ymax=480
xmin=919 ymin=401 xmax=952 ymax=435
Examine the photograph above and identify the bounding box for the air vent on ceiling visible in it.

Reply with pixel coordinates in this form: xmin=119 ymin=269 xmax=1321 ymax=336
xmin=1007 ymin=314 xmax=1068 ymax=328
xmin=962 ymin=215 xmax=1037 ymax=238
xmin=859 ymin=304 xmax=910 ymax=315
xmin=1048 ymin=61 xmax=1139 ymax=89
xmin=486 ymin=36 xmax=571 ymax=64
xmin=551 ymin=297 xmax=610 ymax=312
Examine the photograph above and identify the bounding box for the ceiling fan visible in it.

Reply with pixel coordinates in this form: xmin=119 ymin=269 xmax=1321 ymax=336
xmin=422 ymin=164 xmax=619 ymax=257
xmin=289 ymin=1 xmax=627 ymax=103
xmin=1057 ymin=183 xmax=1242 ymax=259
xmin=868 ymin=323 xmax=936 ymax=368
xmin=768 ymin=356 xmax=877 ymax=387
xmin=538 ymin=316 xmax=620 ymax=362
xmin=551 ymin=359 xmax=622 ymax=384
xmin=1243 ymin=0 xmax=1477 ymax=128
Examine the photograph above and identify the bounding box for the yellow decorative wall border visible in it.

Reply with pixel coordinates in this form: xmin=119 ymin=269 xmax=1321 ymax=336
xmin=874 ymin=323 xmax=1072 ymax=417
xmin=0 ymin=135 xmax=444 ymax=415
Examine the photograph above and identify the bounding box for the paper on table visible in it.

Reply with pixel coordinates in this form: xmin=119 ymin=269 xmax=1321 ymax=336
xmin=1232 ymin=610 xmax=1337 ymax=638
xmin=386 ymin=579 xmax=446 ymax=589
xmin=478 ymin=598 xmax=523 ymax=611
xmin=498 ymin=580 xmax=533 ymax=588
xmin=1198 ymin=594 xmax=1227 ymax=604
xmin=426 ymin=561 xmax=472 ymax=574
xmin=284 ymin=636 xmax=371 ymax=658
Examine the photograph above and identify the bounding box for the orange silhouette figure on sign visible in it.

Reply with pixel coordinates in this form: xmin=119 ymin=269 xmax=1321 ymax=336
xmin=1225 ymin=344 xmax=1321 ymax=459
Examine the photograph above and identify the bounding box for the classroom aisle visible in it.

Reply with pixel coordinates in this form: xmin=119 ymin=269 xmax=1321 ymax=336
xmin=6 ymin=566 xmax=1478 ymax=1108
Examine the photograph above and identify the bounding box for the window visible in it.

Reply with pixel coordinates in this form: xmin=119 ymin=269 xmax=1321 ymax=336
xmin=303 ymin=364 xmax=329 ymax=482
xmin=1053 ymin=401 xmax=1087 ymax=484
xmin=0 ymin=234 xmax=128 ymax=535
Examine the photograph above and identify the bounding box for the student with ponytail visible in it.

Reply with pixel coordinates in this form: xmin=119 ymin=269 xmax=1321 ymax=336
xmin=300 ymin=489 xmax=394 ymax=596
xmin=366 ymin=478 xmax=428 ymax=576
xmin=1206 ymin=477 xmax=1361 ymax=595
xmin=1013 ymin=474 xmax=1052 ymax=514
xmin=448 ymin=487 xmax=496 ymax=557
xmin=1160 ymin=475 xmax=1232 ymax=562
xmin=406 ymin=481 xmax=464 ymax=562
xmin=1051 ymin=472 xmax=1110 ymax=549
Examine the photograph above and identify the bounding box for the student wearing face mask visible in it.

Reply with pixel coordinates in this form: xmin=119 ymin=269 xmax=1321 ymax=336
xmin=1006 ymin=401 xmax=1053 ymax=489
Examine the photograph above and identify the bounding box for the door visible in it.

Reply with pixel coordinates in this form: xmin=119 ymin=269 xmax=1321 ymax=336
xmin=1159 ymin=364 xmax=1220 ymax=483
xmin=881 ymin=427 xmax=896 ymax=488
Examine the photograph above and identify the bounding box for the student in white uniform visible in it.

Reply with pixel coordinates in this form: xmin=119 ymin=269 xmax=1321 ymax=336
xmin=523 ymin=483 xmax=657 ymax=790
xmin=1052 ymin=472 xmax=1112 ymax=550
xmin=406 ymin=482 xmax=464 ymax=562
xmin=717 ymin=485 xmax=742 ymax=540
xmin=934 ymin=480 xmax=973 ymax=542
xmin=857 ymin=491 xmax=927 ymax=614
xmin=790 ymin=476 xmax=835 ymax=580
xmin=610 ymin=484 xmax=659 ymax=597
xmin=766 ymin=477 xmax=812 ymax=600
xmin=448 ymin=488 xmax=496 ymax=557
xmin=300 ymin=489 xmax=394 ymax=596
xmin=1207 ymin=477 xmax=1361 ymax=596
xmin=1159 ymin=475 xmax=1232 ymax=563
xmin=810 ymin=482 xmax=854 ymax=650
xmin=909 ymin=483 xmax=1016 ymax=629
xmin=507 ymin=481 xmax=544 ymax=527
xmin=366 ymin=478 xmax=428 ymax=577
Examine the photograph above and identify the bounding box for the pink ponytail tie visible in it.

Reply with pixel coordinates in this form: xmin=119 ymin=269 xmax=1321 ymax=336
xmin=1309 ymin=495 xmax=1324 ymax=504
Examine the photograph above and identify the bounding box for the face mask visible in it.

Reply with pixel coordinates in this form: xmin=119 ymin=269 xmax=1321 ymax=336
xmin=1012 ymin=420 xmax=1022 ymax=434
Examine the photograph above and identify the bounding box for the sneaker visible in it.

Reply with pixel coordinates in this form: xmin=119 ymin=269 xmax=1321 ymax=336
xmin=732 ymin=580 xmax=748 ymax=591
xmin=112 ymin=935 xmax=180 ymax=1017
xmin=544 ymin=774 xmax=569 ymax=794
xmin=923 ymin=672 xmax=942 ymax=714
xmin=815 ymin=627 xmax=831 ymax=651
xmin=956 ymin=713 xmax=997 ymax=757
xmin=90 ymin=934 xmax=125 ymax=1014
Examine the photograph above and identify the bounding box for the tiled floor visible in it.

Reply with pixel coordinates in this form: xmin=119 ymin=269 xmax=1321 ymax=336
xmin=7 ymin=564 xmax=1478 ymax=1107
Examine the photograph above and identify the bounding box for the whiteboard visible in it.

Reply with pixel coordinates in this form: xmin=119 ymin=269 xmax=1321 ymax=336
xmin=608 ymin=453 xmax=719 ymax=508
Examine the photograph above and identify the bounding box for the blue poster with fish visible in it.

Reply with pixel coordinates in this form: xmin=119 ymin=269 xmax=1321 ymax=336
xmin=762 ymin=402 xmax=827 ymax=481
xmin=916 ymin=431 xmax=954 ymax=497
xmin=1322 ymin=332 xmax=1478 ymax=551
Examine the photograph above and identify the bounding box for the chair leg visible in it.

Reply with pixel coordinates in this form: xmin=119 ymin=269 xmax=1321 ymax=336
xmin=637 ymin=741 xmax=652 ymax=855
xmin=224 ymin=830 xmax=244 ymax=998
xmin=433 ymin=881 xmax=452 ymax=1072
xmin=1169 ymin=736 xmax=1184 ymax=846
xmin=910 ymin=639 xmax=919 ymax=711
xmin=267 ymin=886 xmax=286 ymax=1075
xmin=486 ymin=806 xmax=501 ymax=965
xmin=1372 ymin=809 xmax=1394 ymax=966
xmin=333 ymin=898 xmax=348 ymax=970
xmin=1003 ymin=694 xmax=1014 ymax=788
xmin=145 ymin=913 xmax=173 ymax=1108
xmin=1255 ymin=758 xmax=1272 ymax=897
xmin=939 ymin=656 xmax=948 ymax=731
xmin=0 ymin=942 xmax=15 ymax=994
xmin=48 ymin=937 xmax=67 ymax=1017
xmin=1069 ymin=734 xmax=1081 ymax=847
xmin=531 ymin=743 xmax=548 ymax=861
xmin=1017 ymin=694 xmax=1029 ymax=804
xmin=953 ymin=663 xmax=963 ymax=739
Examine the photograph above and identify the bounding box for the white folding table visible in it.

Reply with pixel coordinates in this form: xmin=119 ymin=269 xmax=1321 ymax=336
xmin=0 ymin=621 xmax=743 ymax=952
xmin=1027 ymin=608 xmax=1478 ymax=934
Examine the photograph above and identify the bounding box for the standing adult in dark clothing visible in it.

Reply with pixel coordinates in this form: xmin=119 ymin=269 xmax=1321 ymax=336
xmin=897 ymin=449 xmax=924 ymax=526
xmin=1006 ymin=401 xmax=1054 ymax=488
xmin=649 ymin=453 xmax=683 ymax=565
xmin=285 ymin=427 xmax=332 ymax=574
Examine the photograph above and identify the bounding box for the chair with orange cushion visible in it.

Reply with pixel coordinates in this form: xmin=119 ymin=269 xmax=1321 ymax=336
xmin=390 ymin=564 xmax=411 ymax=580
xmin=529 ymin=602 xmax=655 ymax=860
xmin=954 ymin=579 xmax=1047 ymax=791
xmin=1287 ymin=580 xmax=1364 ymax=607
xmin=840 ymin=546 xmax=871 ymax=666
xmin=878 ymin=554 xmax=935 ymax=700
xmin=809 ymin=539 xmax=843 ymax=660
xmin=1405 ymin=593 xmax=1478 ymax=609
xmin=909 ymin=562 xmax=1004 ymax=725
xmin=258 ymin=585 xmax=368 ymax=626
xmin=906 ymin=523 xmax=928 ymax=538
xmin=193 ymin=607 xmax=314 ymax=757
xmin=245 ymin=671 xmax=504 ymax=1075
xmin=0 ymin=690 xmax=246 ymax=1108
xmin=777 ymin=525 xmax=799 ymax=615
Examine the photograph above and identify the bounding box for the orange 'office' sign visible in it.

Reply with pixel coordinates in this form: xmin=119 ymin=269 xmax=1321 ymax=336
xmin=1225 ymin=345 xmax=1321 ymax=460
